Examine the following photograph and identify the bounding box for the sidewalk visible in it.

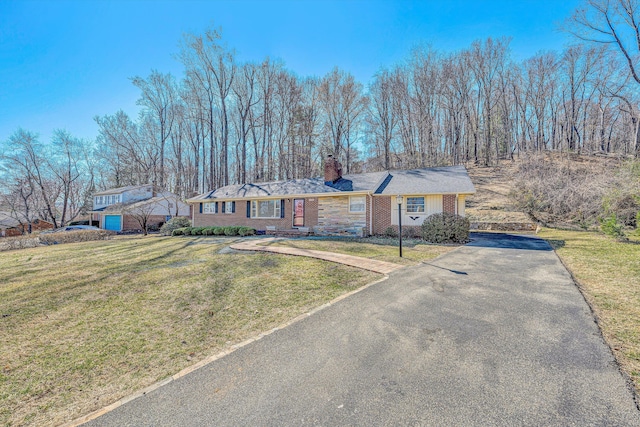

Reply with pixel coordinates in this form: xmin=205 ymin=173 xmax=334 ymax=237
xmin=230 ymin=238 xmax=404 ymax=274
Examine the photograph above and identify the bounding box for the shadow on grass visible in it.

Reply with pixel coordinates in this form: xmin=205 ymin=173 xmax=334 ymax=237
xmin=545 ymin=239 xmax=566 ymax=250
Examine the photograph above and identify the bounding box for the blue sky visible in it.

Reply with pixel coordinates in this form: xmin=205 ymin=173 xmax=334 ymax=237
xmin=0 ymin=0 xmax=581 ymax=145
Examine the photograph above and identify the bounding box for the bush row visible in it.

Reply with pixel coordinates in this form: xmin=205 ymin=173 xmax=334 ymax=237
xmin=39 ymin=229 xmax=115 ymax=245
xmin=172 ymin=226 xmax=256 ymax=237
xmin=160 ymin=217 xmax=192 ymax=235
xmin=0 ymin=235 xmax=41 ymax=252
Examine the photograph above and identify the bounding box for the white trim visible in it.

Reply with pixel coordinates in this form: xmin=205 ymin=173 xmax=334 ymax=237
xmin=251 ymin=199 xmax=281 ymax=219
xmin=405 ymin=196 xmax=426 ymax=214
xmin=203 ymin=202 xmax=216 ymax=214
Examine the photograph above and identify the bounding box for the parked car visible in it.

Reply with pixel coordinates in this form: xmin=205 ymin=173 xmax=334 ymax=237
xmin=41 ymin=225 xmax=101 ymax=234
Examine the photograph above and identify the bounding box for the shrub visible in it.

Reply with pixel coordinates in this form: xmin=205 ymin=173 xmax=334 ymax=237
xmin=384 ymin=227 xmax=397 ymax=238
xmin=238 ymin=226 xmax=256 ymax=236
xmin=160 ymin=217 xmax=192 ymax=236
xmin=39 ymin=229 xmax=114 ymax=246
xmin=213 ymin=226 xmax=226 ymax=235
xmin=421 ymin=212 xmax=470 ymax=244
xmin=172 ymin=227 xmax=192 ymax=236
xmin=0 ymin=235 xmax=41 ymax=252
xmin=599 ymin=213 xmax=625 ymax=238
xmin=402 ymin=226 xmax=421 ymax=239
xmin=510 ymin=155 xmax=640 ymax=228
xmin=190 ymin=227 xmax=206 ymax=236
xmin=224 ymin=226 xmax=239 ymax=236
xmin=202 ymin=227 xmax=217 ymax=236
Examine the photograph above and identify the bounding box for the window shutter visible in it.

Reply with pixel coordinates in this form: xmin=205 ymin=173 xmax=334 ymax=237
xmin=280 ymin=199 xmax=285 ymax=218
xmin=246 ymin=201 xmax=251 ymax=218
xmin=199 ymin=203 xmax=203 ymax=214
xmin=215 ymin=202 xmax=218 ymax=214
xmin=231 ymin=201 xmax=236 ymax=213
xmin=222 ymin=202 xmax=226 ymax=213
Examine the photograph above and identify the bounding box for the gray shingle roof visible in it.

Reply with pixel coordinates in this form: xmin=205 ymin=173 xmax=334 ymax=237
xmin=377 ymin=166 xmax=475 ymax=195
xmin=94 ymin=184 xmax=152 ymax=196
xmin=189 ymin=166 xmax=473 ymax=201
xmin=191 ymin=171 xmax=390 ymax=201
xmin=0 ymin=211 xmax=20 ymax=228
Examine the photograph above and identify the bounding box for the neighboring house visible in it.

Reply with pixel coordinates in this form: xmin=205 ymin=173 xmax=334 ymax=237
xmin=0 ymin=211 xmax=54 ymax=237
xmin=89 ymin=185 xmax=190 ymax=232
xmin=187 ymin=155 xmax=475 ymax=237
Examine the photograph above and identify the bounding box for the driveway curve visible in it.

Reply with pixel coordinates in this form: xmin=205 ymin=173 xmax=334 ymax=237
xmin=81 ymin=233 xmax=639 ymax=426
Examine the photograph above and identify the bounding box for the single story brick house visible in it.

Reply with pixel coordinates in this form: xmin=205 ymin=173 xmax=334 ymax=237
xmin=89 ymin=185 xmax=190 ymax=232
xmin=186 ymin=156 xmax=475 ymax=237
xmin=0 ymin=211 xmax=54 ymax=237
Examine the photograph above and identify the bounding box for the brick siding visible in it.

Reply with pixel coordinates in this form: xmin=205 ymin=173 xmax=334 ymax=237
xmin=193 ymin=198 xmax=319 ymax=231
xmin=372 ymin=196 xmax=392 ymax=235
xmin=122 ymin=215 xmax=171 ymax=232
xmin=2 ymin=219 xmax=54 ymax=237
xmin=443 ymin=194 xmax=456 ymax=214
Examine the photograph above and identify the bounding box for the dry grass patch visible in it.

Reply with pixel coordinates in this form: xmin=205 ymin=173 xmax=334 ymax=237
xmin=539 ymin=228 xmax=640 ymax=393
xmin=0 ymin=235 xmax=378 ymax=426
xmin=265 ymin=237 xmax=455 ymax=265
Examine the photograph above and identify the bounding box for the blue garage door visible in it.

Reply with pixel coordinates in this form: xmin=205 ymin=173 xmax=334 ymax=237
xmin=104 ymin=215 xmax=121 ymax=231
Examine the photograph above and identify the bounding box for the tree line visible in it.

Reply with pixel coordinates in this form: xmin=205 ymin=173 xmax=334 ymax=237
xmin=1 ymin=0 xmax=639 ymax=228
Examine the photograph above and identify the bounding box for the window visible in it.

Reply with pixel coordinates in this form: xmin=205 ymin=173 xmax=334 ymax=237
xmin=94 ymin=197 xmax=100 ymax=205
xmin=203 ymin=202 xmax=216 ymax=214
xmin=349 ymin=196 xmax=366 ymax=213
xmin=223 ymin=201 xmax=235 ymax=214
xmin=251 ymin=200 xmax=281 ymax=218
xmin=406 ymin=197 xmax=425 ymax=213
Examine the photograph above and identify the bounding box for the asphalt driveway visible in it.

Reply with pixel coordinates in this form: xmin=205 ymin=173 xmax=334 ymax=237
xmin=84 ymin=233 xmax=640 ymax=426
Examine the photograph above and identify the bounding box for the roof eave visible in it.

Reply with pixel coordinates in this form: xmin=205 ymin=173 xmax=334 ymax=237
xmin=186 ymin=189 xmax=374 ymax=203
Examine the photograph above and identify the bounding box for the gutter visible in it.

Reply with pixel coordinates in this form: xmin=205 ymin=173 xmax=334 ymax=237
xmin=185 ymin=190 xmax=374 ymax=204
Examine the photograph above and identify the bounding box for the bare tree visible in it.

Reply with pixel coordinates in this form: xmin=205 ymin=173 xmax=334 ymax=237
xmin=232 ymin=62 xmax=260 ymax=183
xmin=368 ymin=68 xmax=400 ymax=169
xmin=318 ymin=68 xmax=366 ymax=172
xmin=567 ymin=0 xmax=640 ymax=155
xmin=1 ymin=129 xmax=60 ymax=227
xmin=131 ymin=70 xmax=178 ymax=188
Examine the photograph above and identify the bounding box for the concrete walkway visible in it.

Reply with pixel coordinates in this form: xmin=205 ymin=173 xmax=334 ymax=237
xmin=230 ymin=237 xmax=404 ymax=274
xmin=81 ymin=233 xmax=640 ymax=426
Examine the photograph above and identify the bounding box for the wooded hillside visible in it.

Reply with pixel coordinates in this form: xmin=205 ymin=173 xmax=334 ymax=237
xmin=2 ymin=0 xmax=640 ymax=228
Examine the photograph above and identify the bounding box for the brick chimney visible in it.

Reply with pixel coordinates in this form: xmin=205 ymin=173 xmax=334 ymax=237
xmin=324 ymin=155 xmax=343 ymax=184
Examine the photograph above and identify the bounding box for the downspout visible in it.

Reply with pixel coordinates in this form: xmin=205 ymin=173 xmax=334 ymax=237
xmin=369 ymin=193 xmax=373 ymax=236
xmin=455 ymin=194 xmax=458 ymax=216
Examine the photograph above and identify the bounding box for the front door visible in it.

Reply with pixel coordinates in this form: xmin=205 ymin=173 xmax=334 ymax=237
xmin=293 ymin=199 xmax=305 ymax=227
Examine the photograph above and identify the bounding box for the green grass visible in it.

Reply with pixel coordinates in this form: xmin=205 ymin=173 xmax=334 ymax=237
xmin=264 ymin=237 xmax=456 ymax=265
xmin=539 ymin=228 xmax=640 ymax=393
xmin=0 ymin=235 xmax=379 ymax=426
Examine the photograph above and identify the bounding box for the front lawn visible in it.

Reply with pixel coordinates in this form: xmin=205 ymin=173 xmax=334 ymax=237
xmin=0 ymin=235 xmax=379 ymax=426
xmin=264 ymin=236 xmax=456 ymax=265
xmin=539 ymin=229 xmax=640 ymax=394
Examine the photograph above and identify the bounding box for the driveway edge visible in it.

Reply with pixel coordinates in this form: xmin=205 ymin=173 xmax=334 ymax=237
xmin=549 ymin=245 xmax=640 ymax=413
xmin=61 ymin=274 xmax=390 ymax=427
